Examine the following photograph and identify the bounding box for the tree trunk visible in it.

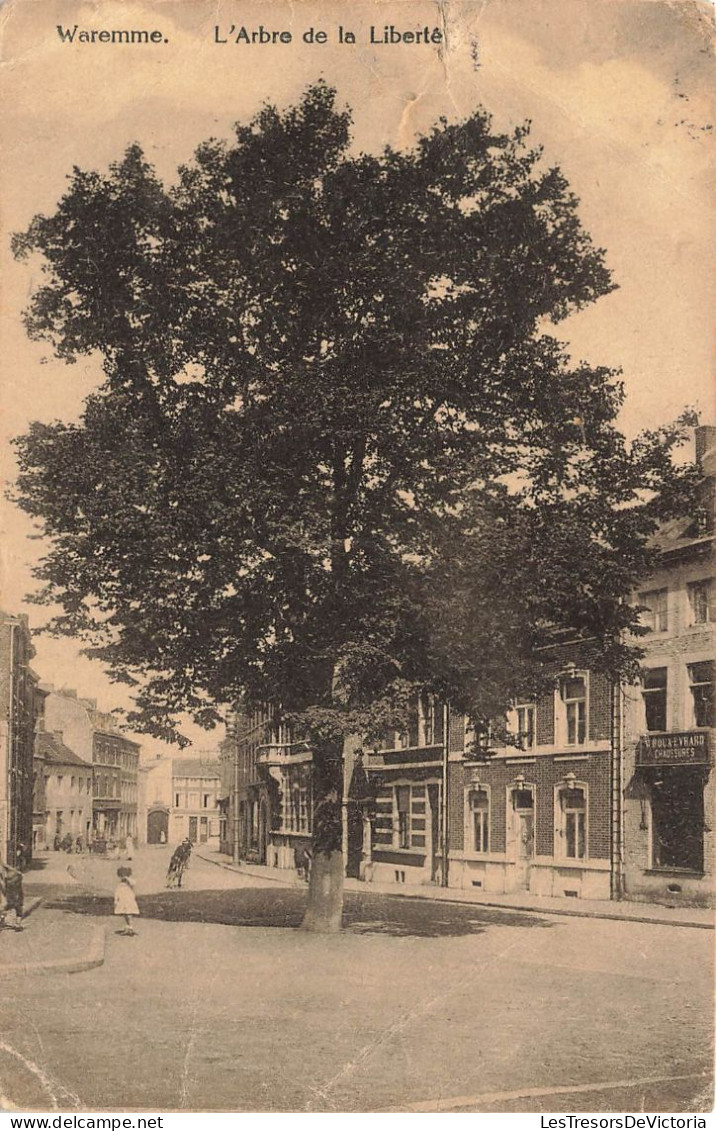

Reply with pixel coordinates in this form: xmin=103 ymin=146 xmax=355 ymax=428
xmin=301 ymin=737 xmax=344 ymax=933
xmin=301 ymin=847 xmax=344 ymax=934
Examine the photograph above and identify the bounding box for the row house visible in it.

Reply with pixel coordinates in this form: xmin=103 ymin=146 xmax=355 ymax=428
xmin=621 ymin=424 xmax=714 ymax=907
xmin=364 ymin=659 xmax=614 ymax=900
xmin=42 ymin=687 xmax=140 ymax=843
xmin=33 ymin=730 xmax=93 ymax=847
xmin=0 ymin=612 xmax=46 ymax=867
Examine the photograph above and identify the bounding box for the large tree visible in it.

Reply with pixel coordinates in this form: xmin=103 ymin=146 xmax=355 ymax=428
xmin=12 ymin=83 xmax=693 ymax=930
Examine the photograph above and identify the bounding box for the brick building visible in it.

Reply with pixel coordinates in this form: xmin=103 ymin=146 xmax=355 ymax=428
xmin=364 ymin=655 xmax=614 ymax=900
xmin=0 ymin=612 xmax=46 ymax=867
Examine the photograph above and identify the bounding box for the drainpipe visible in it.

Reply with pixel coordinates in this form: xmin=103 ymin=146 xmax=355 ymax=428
xmin=610 ymin=677 xmax=625 ymax=900
xmin=232 ymin=732 xmax=240 ymax=864
xmin=2 ymin=618 xmax=19 ymax=865
xmin=441 ymin=701 xmax=450 ymax=887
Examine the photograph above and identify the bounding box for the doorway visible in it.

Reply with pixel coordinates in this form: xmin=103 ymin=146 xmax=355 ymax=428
xmin=511 ymin=786 xmax=535 ymax=890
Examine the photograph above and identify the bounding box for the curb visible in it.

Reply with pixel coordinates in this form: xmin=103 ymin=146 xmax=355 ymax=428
xmin=195 ymin=852 xmax=714 ymax=930
xmin=0 ymin=924 xmax=106 ymax=977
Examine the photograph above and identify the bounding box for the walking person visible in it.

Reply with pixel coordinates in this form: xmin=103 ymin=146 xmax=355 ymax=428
xmin=114 ymin=866 xmax=139 ymax=936
xmin=0 ymin=860 xmax=25 ymax=931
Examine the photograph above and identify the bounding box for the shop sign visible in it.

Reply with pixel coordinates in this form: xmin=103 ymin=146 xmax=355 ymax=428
xmin=636 ymin=730 xmax=712 ymax=767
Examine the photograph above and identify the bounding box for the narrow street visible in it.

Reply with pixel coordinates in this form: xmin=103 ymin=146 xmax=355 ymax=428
xmin=0 ymin=848 xmax=712 ymax=1113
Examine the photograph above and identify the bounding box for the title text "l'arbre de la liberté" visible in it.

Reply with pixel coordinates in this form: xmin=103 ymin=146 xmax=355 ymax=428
xmin=213 ymin=25 xmax=444 ymax=45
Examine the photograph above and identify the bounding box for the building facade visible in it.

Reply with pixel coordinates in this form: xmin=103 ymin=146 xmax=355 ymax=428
xmin=219 ymin=707 xmax=313 ymax=868
xmin=42 ymin=688 xmax=140 ymax=844
xmin=621 ymin=424 xmax=714 ymax=907
xmin=171 ymin=758 xmax=221 ymax=845
xmin=0 ymin=612 xmax=46 ymax=867
xmin=364 ymin=662 xmax=614 ymax=900
xmin=33 ymin=731 xmax=93 ymax=848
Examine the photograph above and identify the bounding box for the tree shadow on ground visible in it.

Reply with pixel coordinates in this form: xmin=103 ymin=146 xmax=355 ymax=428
xmin=44 ymin=887 xmax=552 ymax=937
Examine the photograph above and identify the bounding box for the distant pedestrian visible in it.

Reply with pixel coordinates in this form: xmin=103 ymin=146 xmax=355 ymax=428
xmin=75 ymin=835 xmax=84 ymax=854
xmin=0 ymin=860 xmax=25 ymax=930
xmin=114 ymin=866 xmax=139 ymax=936
xmin=294 ymin=844 xmax=312 ymax=883
xmin=53 ymin=833 xmax=61 ymax=852
xmin=125 ymin=834 xmax=133 ymax=860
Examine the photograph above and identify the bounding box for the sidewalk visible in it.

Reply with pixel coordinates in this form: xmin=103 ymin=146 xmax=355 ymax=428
xmin=0 ymin=854 xmax=106 ymax=976
xmin=196 ymin=849 xmax=715 ymax=930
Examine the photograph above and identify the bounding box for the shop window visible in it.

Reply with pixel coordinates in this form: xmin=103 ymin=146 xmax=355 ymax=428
xmin=468 ymin=788 xmax=489 ymax=853
xmin=687 ymin=579 xmax=712 ymax=626
xmin=642 ymin=667 xmax=667 ymax=732
xmin=394 ymin=785 xmax=411 ymax=848
xmin=558 ymin=785 xmax=587 ymax=859
xmin=559 ymin=675 xmax=587 ymax=746
xmin=639 ymin=588 xmax=668 ymax=633
xmin=650 ymin=767 xmax=705 ymax=872
xmin=688 ymin=661 xmax=713 ymax=728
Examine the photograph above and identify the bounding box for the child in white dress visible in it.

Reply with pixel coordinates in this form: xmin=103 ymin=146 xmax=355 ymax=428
xmin=114 ymin=866 xmax=139 ymax=935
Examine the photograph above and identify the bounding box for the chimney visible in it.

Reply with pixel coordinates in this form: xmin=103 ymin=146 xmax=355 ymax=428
xmin=695 ymin=425 xmax=716 ymax=465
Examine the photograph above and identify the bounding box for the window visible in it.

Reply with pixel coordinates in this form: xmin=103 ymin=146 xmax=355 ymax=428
xmin=639 ymin=588 xmax=668 ymax=633
xmin=395 ymin=785 xmax=411 ymax=848
xmin=203 ymin=794 xmax=210 ymax=808
xmin=687 ymin=580 xmax=712 ymax=626
xmin=651 ymin=767 xmax=705 ymax=872
xmin=174 ymin=793 xmax=180 ymax=808
xmin=560 ymin=676 xmax=587 ymax=746
xmin=558 ymin=786 xmax=587 ymax=859
xmin=70 ymin=776 xmax=75 ymax=790
xmin=469 ymin=789 xmax=489 ymax=853
xmin=418 ymin=694 xmax=444 ymax=746
xmin=688 ymin=661 xmax=713 ymax=728
xmin=514 ymin=704 xmax=535 ymax=750
xmin=57 ymin=775 xmax=64 ymax=791
xmin=642 ymin=668 xmax=667 ymax=732
xmin=288 ymin=784 xmax=311 ymax=833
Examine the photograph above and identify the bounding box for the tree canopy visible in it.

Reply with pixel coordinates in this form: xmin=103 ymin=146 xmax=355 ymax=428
xmin=12 ymin=82 xmax=695 ymax=750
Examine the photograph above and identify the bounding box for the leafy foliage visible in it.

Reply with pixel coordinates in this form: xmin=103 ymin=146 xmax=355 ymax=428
xmin=12 ymin=82 xmax=696 ymax=750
